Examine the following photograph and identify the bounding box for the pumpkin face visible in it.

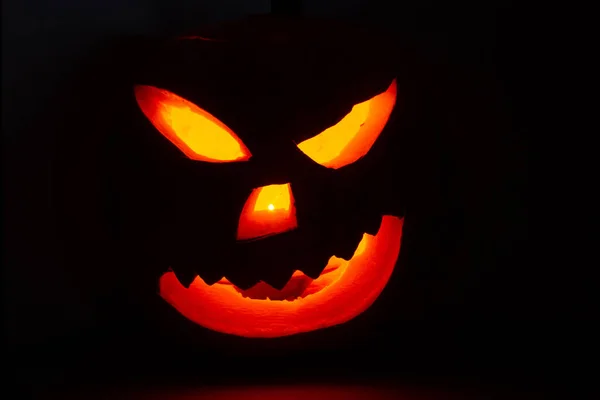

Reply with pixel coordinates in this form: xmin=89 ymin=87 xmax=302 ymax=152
xmin=127 ymin=16 xmax=406 ymax=338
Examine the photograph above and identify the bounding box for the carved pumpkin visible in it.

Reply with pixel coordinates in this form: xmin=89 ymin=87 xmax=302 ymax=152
xmin=125 ymin=16 xmax=406 ymax=338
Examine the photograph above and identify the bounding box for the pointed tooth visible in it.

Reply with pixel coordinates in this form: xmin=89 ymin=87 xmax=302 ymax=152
xmin=201 ymin=274 xmax=224 ymax=286
xmin=224 ymin=274 xmax=259 ymax=291
xmin=172 ymin=266 xmax=197 ymax=288
xmin=299 ymin=268 xmax=322 ymax=280
xmin=262 ymin=270 xmax=294 ymax=291
xmin=295 ymin=248 xmax=332 ymax=279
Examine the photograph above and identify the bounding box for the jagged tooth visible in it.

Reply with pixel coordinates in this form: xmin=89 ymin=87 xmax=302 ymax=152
xmin=262 ymin=272 xmax=294 ymax=291
xmin=172 ymin=267 xmax=197 ymax=288
xmin=297 ymin=268 xmax=321 ymax=280
xmin=224 ymin=275 xmax=260 ymax=291
xmin=321 ymin=259 xmax=344 ymax=274
xmin=213 ymin=276 xmax=233 ymax=285
xmin=293 ymin=249 xmax=333 ymax=279
xmin=203 ymin=274 xmax=226 ymax=286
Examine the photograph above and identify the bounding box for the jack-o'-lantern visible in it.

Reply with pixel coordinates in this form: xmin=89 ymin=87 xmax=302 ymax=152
xmin=122 ymin=16 xmax=407 ymax=338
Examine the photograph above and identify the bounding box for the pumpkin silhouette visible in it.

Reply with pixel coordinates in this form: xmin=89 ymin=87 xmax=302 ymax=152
xmin=119 ymin=16 xmax=409 ymax=338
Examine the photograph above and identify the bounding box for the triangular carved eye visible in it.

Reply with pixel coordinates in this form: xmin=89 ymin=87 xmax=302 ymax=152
xmin=296 ymin=79 xmax=397 ymax=169
xmin=134 ymin=85 xmax=252 ymax=163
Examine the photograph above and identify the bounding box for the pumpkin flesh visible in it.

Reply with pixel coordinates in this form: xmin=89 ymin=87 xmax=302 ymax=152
xmin=159 ymin=215 xmax=403 ymax=338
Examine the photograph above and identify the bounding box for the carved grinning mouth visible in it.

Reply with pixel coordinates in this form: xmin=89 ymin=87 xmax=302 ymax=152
xmin=159 ymin=215 xmax=403 ymax=338
xmin=211 ymin=235 xmax=368 ymax=301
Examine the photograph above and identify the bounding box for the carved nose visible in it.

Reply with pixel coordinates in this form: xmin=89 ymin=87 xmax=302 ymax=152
xmin=236 ymin=183 xmax=298 ymax=241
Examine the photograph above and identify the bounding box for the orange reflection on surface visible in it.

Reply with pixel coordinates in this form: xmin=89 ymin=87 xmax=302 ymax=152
xmin=134 ymin=85 xmax=251 ymax=162
xmin=159 ymin=216 xmax=403 ymax=338
xmin=297 ymin=79 xmax=397 ymax=169
xmin=114 ymin=385 xmax=433 ymax=400
xmin=237 ymin=183 xmax=297 ymax=241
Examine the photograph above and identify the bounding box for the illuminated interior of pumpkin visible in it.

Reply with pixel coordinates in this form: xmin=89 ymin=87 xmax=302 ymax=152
xmin=134 ymin=85 xmax=251 ymax=162
xmin=159 ymin=215 xmax=403 ymax=338
xmin=297 ymin=79 xmax=397 ymax=169
xmin=237 ymin=183 xmax=297 ymax=241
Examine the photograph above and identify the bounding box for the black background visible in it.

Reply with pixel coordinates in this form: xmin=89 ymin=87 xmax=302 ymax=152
xmin=3 ymin=1 xmax=537 ymax=398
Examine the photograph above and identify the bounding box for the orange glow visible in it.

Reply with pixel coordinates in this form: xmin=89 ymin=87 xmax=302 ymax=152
xmin=297 ymin=79 xmax=397 ymax=169
xmin=125 ymin=385 xmax=425 ymax=399
xmin=159 ymin=215 xmax=403 ymax=338
xmin=134 ymin=85 xmax=251 ymax=162
xmin=237 ymin=183 xmax=297 ymax=241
